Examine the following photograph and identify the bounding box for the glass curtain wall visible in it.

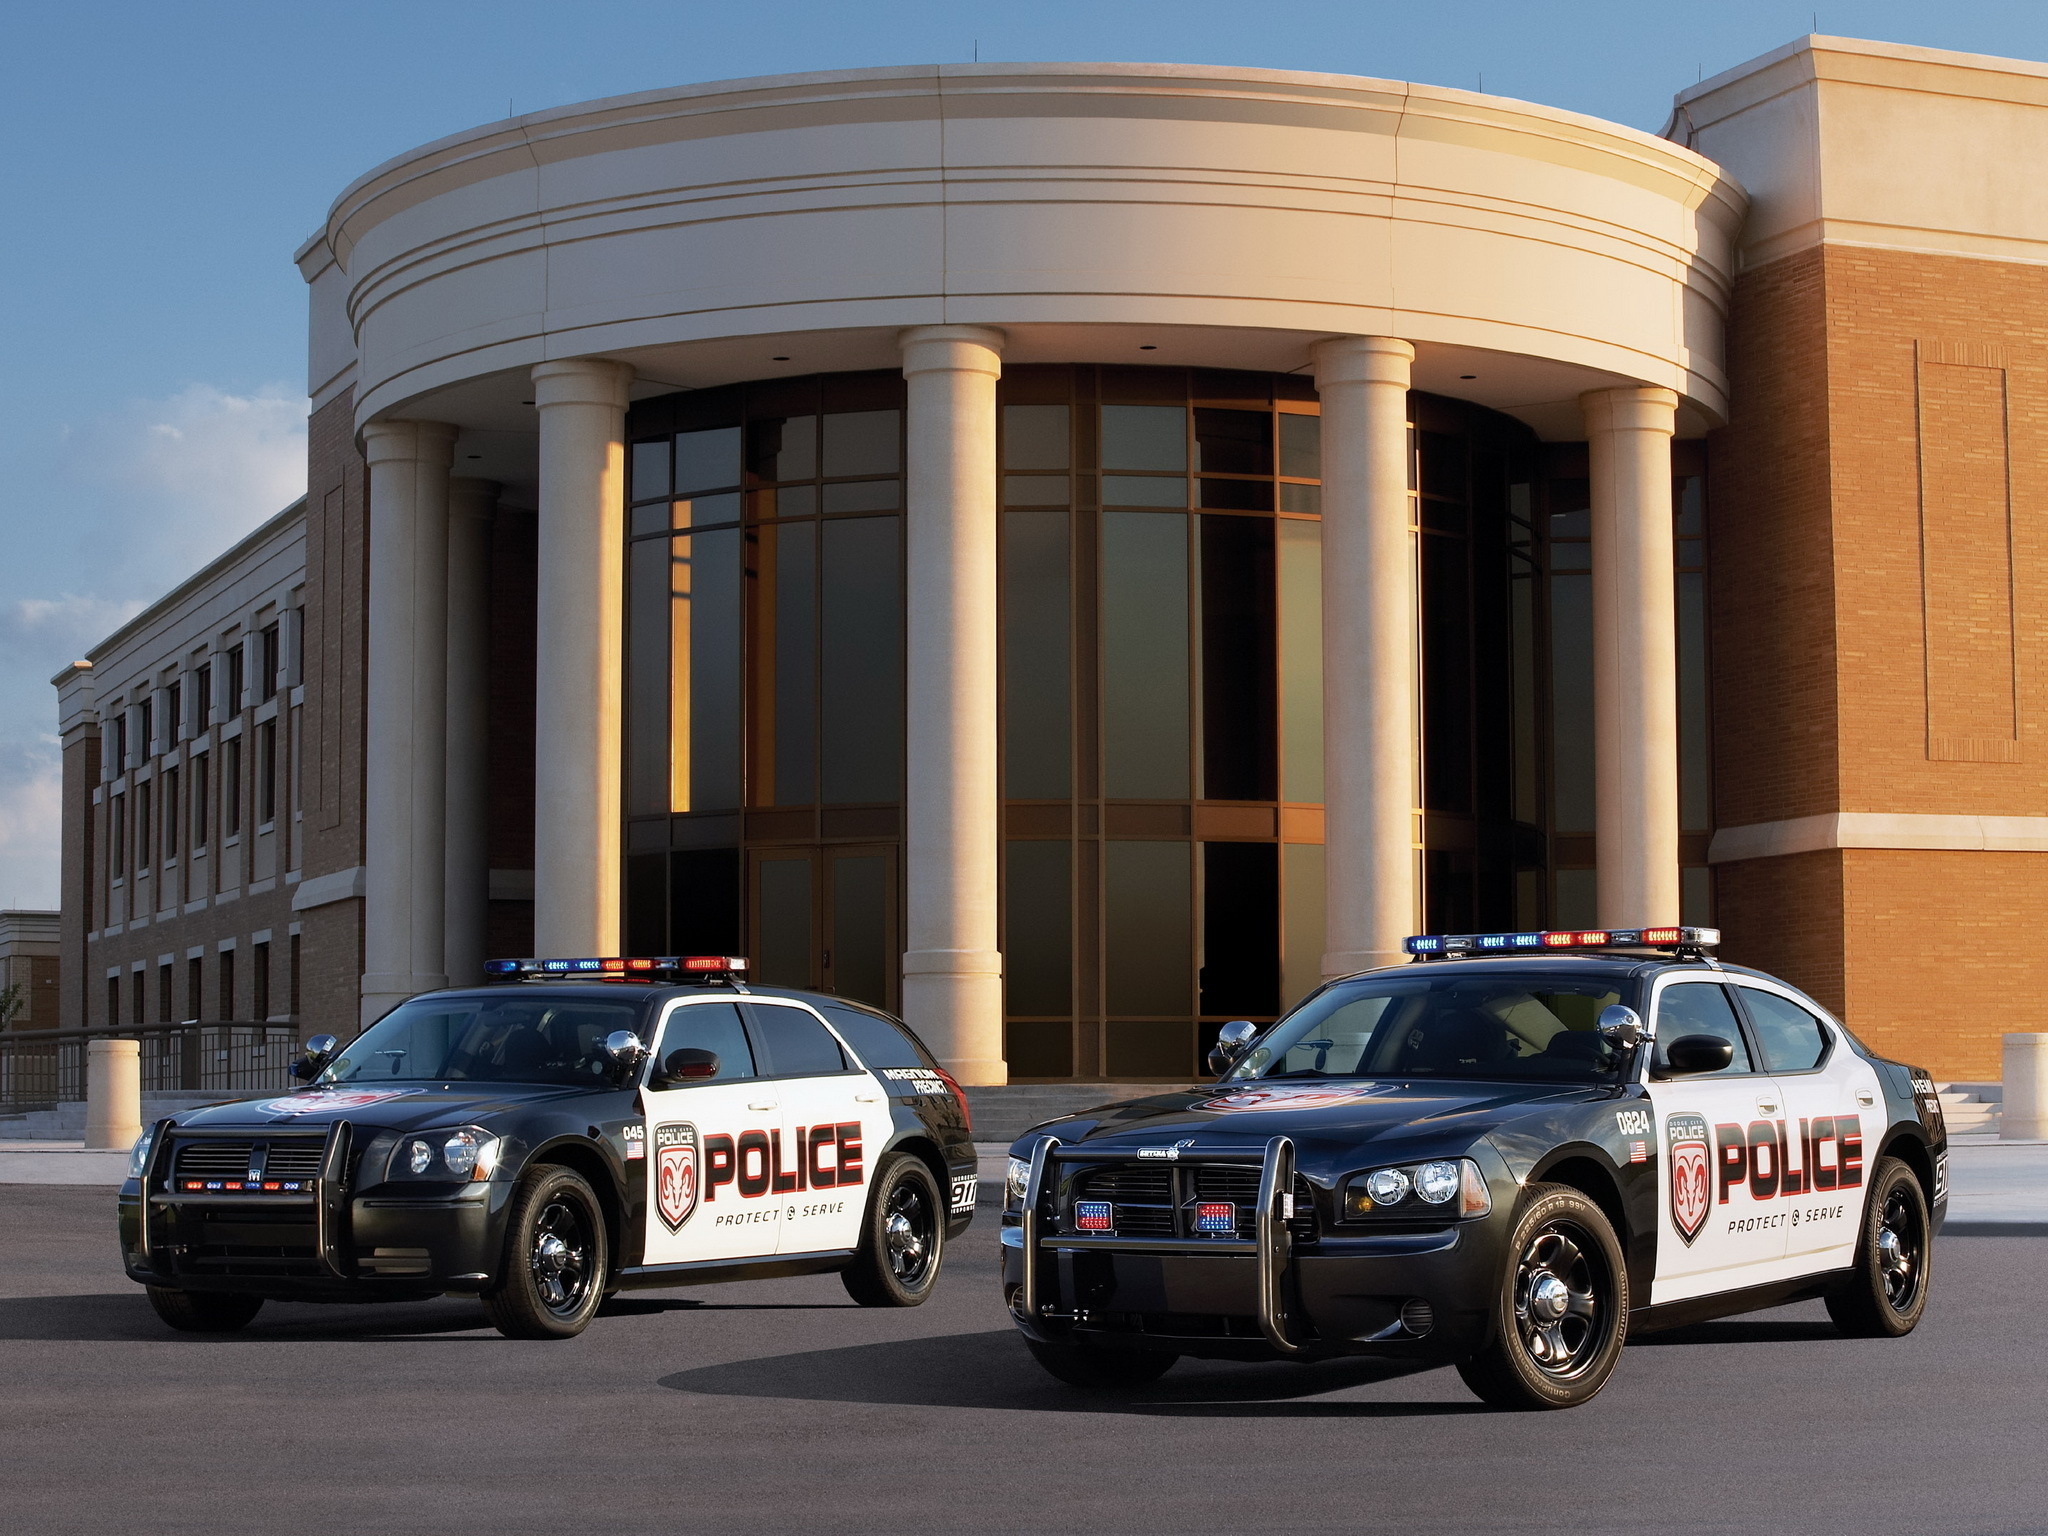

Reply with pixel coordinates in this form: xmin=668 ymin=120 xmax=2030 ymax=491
xmin=623 ymin=374 xmax=906 ymax=1010
xmin=621 ymin=368 xmax=1711 ymax=1078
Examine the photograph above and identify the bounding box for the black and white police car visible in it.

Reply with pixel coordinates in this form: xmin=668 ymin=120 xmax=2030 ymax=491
xmin=1001 ymin=927 xmax=1946 ymax=1409
xmin=118 ymin=957 xmax=978 ymax=1339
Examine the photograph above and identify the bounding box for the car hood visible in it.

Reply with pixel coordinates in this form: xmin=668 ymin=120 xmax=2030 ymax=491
xmin=164 ymin=1082 xmax=588 ymax=1135
xmin=1014 ymin=1079 xmax=1606 ymax=1162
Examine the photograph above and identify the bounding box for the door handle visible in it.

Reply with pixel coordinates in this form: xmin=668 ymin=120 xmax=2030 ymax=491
xmin=1756 ymin=1098 xmax=1780 ymax=1116
xmin=747 ymin=1100 xmax=779 ymax=1112
xmin=854 ymin=1093 xmax=882 ymax=1103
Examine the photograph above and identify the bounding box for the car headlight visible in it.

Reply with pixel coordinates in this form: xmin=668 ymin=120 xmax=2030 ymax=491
xmin=388 ymin=1127 xmax=501 ymax=1183
xmin=1344 ymin=1158 xmax=1491 ymax=1219
xmin=127 ymin=1125 xmax=158 ymax=1180
xmin=1005 ymin=1155 xmax=1031 ymax=1212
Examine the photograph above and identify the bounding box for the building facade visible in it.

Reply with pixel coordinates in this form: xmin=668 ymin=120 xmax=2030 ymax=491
xmin=53 ymin=37 xmax=2048 ymax=1082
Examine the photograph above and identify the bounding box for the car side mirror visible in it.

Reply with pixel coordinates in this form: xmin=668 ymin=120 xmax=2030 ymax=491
xmin=1663 ymin=1033 xmax=1735 ymax=1076
xmin=290 ymin=1034 xmax=340 ymax=1083
xmin=656 ymin=1047 xmax=720 ymax=1086
xmin=603 ymin=1030 xmax=648 ymax=1075
xmin=1207 ymin=1020 xmax=1260 ymax=1078
xmin=1597 ymin=1005 xmax=1651 ymax=1048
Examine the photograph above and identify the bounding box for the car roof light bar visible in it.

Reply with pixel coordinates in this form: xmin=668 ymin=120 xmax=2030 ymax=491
xmin=1403 ymin=927 xmax=1720 ymax=961
xmin=483 ymin=955 xmax=750 ymax=984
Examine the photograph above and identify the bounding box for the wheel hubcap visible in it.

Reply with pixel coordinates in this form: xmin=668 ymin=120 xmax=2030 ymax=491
xmin=884 ymin=1183 xmax=935 ymax=1283
xmin=1877 ymin=1186 xmax=1922 ymax=1312
xmin=530 ymin=1198 xmax=593 ymax=1315
xmin=1512 ymin=1223 xmax=1608 ymax=1379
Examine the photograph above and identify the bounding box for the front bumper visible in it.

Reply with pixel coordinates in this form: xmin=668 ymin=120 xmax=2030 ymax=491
xmin=119 ymin=1120 xmax=514 ymax=1302
xmin=1002 ymin=1135 xmax=1509 ymax=1361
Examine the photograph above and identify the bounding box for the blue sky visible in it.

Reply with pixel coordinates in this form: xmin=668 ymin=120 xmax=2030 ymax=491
xmin=3 ymin=0 xmax=2046 ymax=907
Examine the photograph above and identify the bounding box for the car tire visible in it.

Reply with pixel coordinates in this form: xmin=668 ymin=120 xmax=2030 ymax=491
xmin=1825 ymin=1155 xmax=1931 ymax=1338
xmin=1456 ymin=1182 xmax=1630 ymax=1411
xmin=145 ymin=1286 xmax=264 ymax=1333
xmin=1023 ymin=1336 xmax=1178 ymax=1390
xmin=481 ymin=1165 xmax=609 ymax=1340
xmin=841 ymin=1154 xmax=945 ymax=1307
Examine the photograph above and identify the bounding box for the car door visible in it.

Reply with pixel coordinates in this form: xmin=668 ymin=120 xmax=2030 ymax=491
xmin=1734 ymin=982 xmax=1882 ymax=1277
xmin=639 ymin=998 xmax=786 ymax=1267
xmin=1643 ymin=978 xmax=1790 ymax=1305
xmin=741 ymin=999 xmax=890 ymax=1256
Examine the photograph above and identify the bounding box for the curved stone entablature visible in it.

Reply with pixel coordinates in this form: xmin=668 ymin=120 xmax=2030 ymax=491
xmin=306 ymin=63 xmax=1745 ymax=438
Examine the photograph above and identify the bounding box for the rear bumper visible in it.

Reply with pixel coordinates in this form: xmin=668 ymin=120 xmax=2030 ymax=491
xmin=1001 ymin=1135 xmax=1509 ymax=1362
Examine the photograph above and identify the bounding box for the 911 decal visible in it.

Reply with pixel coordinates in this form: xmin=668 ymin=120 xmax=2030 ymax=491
xmin=950 ymin=1173 xmax=978 ymax=1213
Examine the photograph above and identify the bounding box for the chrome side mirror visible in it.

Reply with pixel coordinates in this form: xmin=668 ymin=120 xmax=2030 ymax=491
xmin=1596 ymin=1005 xmax=1651 ymax=1048
xmin=602 ymin=1030 xmax=648 ymax=1071
xmin=290 ymin=1033 xmax=341 ymax=1082
xmin=1207 ymin=1020 xmax=1260 ymax=1078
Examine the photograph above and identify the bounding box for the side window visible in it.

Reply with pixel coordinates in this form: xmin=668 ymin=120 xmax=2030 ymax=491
xmin=1653 ymin=982 xmax=1754 ymax=1075
xmin=1741 ymin=989 xmax=1831 ymax=1073
xmin=747 ymin=1003 xmax=850 ymax=1077
xmin=816 ymin=1002 xmax=939 ymax=1072
xmin=654 ymin=1002 xmax=756 ymax=1084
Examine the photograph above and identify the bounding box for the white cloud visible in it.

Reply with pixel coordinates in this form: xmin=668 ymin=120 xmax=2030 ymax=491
xmin=0 ymin=381 xmax=307 ymax=909
xmin=70 ymin=382 xmax=307 ymax=589
xmin=0 ymin=743 xmax=61 ymax=910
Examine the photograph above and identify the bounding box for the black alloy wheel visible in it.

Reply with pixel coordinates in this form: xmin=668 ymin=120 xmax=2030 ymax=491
xmin=842 ymin=1155 xmax=945 ymax=1307
xmin=1457 ymin=1183 xmax=1629 ymax=1410
xmin=146 ymin=1287 xmax=265 ymax=1333
xmin=482 ymin=1165 xmax=609 ymax=1340
xmin=1826 ymin=1156 xmax=1931 ymax=1338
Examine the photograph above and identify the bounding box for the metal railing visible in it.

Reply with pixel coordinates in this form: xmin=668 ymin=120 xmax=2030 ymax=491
xmin=0 ymin=1022 xmax=302 ymax=1114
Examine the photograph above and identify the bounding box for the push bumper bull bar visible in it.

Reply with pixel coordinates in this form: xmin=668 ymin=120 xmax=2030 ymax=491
xmin=1017 ymin=1134 xmax=1306 ymax=1356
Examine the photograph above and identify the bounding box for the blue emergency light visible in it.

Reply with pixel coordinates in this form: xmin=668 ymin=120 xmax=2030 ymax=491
xmin=1404 ymin=927 xmax=1719 ymax=959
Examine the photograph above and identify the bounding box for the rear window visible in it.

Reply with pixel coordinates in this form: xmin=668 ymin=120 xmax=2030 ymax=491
xmin=747 ymin=1003 xmax=850 ymax=1077
xmin=1741 ymin=988 xmax=1831 ymax=1073
xmin=817 ymin=1002 xmax=940 ymax=1072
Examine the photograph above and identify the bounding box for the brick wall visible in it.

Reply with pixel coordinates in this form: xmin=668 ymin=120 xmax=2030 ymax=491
xmin=1711 ymin=243 xmax=2048 ymax=1076
xmin=296 ymin=388 xmax=369 ymax=1037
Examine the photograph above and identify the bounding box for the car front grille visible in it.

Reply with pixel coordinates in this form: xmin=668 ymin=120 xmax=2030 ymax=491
xmin=261 ymin=1140 xmax=326 ymax=1180
xmin=174 ymin=1142 xmax=255 ymax=1179
xmin=1064 ymin=1162 xmax=1319 ymax=1243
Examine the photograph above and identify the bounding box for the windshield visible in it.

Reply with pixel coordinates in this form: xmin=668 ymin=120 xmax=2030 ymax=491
xmin=320 ymin=994 xmax=647 ymax=1087
xmin=1226 ymin=973 xmax=1627 ymax=1084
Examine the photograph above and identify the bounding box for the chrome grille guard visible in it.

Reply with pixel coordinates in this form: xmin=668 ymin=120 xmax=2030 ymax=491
xmin=1018 ymin=1134 xmax=1305 ymax=1356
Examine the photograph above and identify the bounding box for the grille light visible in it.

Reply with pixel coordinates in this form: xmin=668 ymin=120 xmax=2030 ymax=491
xmin=1074 ymin=1200 xmax=1114 ymax=1232
xmin=1193 ymin=1201 xmax=1237 ymax=1233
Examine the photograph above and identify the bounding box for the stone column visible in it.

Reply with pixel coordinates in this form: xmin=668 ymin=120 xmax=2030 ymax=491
xmin=360 ymin=419 xmax=456 ymax=1025
xmin=2004 ymin=1032 xmax=2048 ymax=1140
xmin=531 ymin=359 xmax=633 ymax=957
xmin=444 ymin=478 xmax=497 ymax=986
xmin=1313 ymin=336 xmax=1417 ymax=976
xmin=899 ymin=325 xmax=1006 ymax=1084
xmin=1583 ymin=386 xmax=1681 ymax=929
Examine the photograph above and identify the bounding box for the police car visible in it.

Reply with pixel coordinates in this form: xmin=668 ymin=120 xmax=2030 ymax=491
xmin=118 ymin=957 xmax=978 ymax=1339
xmin=1001 ymin=928 xmax=1946 ymax=1409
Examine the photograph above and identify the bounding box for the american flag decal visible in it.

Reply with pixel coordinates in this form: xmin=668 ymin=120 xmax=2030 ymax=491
xmin=1629 ymin=1140 xmax=1648 ymax=1163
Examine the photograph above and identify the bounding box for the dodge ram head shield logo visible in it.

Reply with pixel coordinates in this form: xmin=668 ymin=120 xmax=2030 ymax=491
xmin=655 ymin=1123 xmax=700 ymax=1232
xmin=1667 ymin=1112 xmax=1711 ymax=1246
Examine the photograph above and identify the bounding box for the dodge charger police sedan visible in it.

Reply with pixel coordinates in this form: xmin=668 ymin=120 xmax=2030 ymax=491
xmin=1002 ymin=928 xmax=1945 ymax=1409
xmin=119 ymin=957 xmax=977 ymax=1339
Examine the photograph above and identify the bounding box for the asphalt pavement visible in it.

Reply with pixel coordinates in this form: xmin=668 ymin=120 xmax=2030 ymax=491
xmin=2 ymin=1183 xmax=2043 ymax=1536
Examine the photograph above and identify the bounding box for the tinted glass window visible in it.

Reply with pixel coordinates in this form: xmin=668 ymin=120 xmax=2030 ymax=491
xmin=655 ymin=1001 xmax=755 ymax=1084
xmin=749 ymin=1004 xmax=850 ymax=1076
xmin=1742 ymin=989 xmax=1830 ymax=1073
xmin=1654 ymin=983 xmax=1753 ymax=1075
xmin=817 ymin=1002 xmax=938 ymax=1072
xmin=321 ymin=995 xmax=644 ymax=1087
xmin=1226 ymin=973 xmax=1626 ymax=1084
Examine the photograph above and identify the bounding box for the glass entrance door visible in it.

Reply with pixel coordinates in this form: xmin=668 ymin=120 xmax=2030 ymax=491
xmin=748 ymin=845 xmax=898 ymax=1011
